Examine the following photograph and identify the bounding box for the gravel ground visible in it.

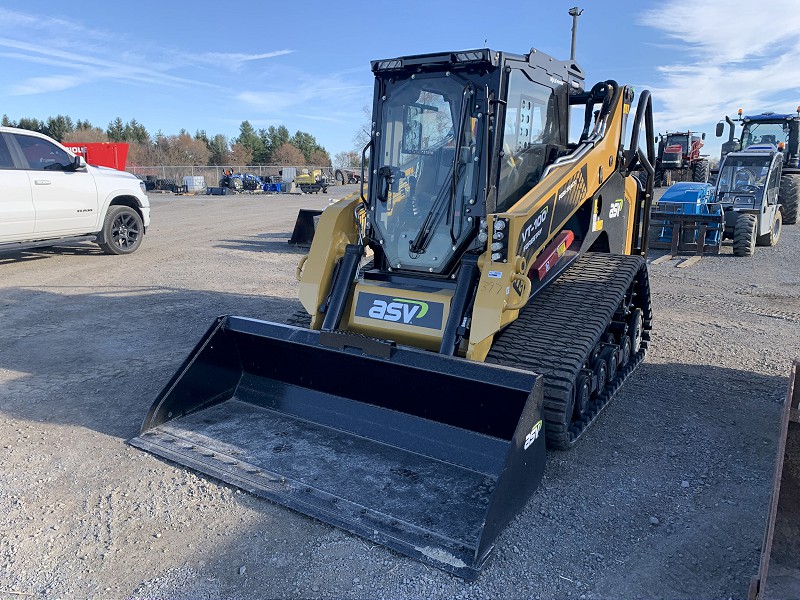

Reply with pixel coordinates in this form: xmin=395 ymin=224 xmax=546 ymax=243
xmin=1 ymin=185 xmax=798 ymax=599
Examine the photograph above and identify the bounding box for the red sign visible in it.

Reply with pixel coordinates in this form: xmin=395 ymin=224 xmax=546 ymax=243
xmin=65 ymin=142 xmax=129 ymax=171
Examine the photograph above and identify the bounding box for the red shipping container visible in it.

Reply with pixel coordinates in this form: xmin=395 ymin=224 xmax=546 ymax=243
xmin=64 ymin=142 xmax=129 ymax=171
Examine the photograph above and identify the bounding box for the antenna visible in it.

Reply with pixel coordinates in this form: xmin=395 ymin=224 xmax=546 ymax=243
xmin=569 ymin=6 xmax=584 ymax=61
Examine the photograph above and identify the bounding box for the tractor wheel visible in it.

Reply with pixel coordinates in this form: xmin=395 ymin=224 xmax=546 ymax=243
xmin=654 ymin=168 xmax=663 ymax=188
xmin=757 ymin=210 xmax=782 ymax=247
xmin=692 ymin=160 xmax=709 ymax=183
xmin=779 ymin=173 xmax=799 ymax=224
xmin=733 ymin=213 xmax=757 ymax=256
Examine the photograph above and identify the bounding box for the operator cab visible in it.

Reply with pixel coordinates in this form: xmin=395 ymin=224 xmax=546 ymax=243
xmin=716 ymin=149 xmax=782 ymax=212
xmin=367 ymin=48 xmax=583 ymax=276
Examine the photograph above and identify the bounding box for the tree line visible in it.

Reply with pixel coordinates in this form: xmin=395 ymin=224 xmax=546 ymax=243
xmin=1 ymin=114 xmax=335 ymax=167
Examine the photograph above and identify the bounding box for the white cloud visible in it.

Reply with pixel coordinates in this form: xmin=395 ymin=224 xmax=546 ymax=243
xmin=237 ymin=77 xmax=371 ymax=118
xmin=640 ymin=0 xmax=800 ymax=132
xmin=11 ymin=75 xmax=85 ymax=95
xmin=195 ymin=50 xmax=294 ymax=70
xmin=0 ymin=9 xmax=288 ymax=96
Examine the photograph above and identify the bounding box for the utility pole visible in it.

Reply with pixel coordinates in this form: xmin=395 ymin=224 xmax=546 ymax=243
xmin=569 ymin=6 xmax=584 ymax=61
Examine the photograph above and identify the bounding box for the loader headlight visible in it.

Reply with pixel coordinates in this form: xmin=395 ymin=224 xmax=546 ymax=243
xmin=375 ymin=59 xmax=402 ymax=71
xmin=454 ymin=50 xmax=488 ymax=63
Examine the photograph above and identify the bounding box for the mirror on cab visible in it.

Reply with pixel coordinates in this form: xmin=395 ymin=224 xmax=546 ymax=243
xmin=69 ymin=155 xmax=85 ymax=171
xmin=715 ymin=122 xmax=724 ymax=138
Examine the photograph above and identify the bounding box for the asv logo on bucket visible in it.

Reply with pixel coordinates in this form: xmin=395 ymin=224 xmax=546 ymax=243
xmin=368 ymin=298 xmax=428 ymax=324
xmin=524 ymin=420 xmax=543 ymax=450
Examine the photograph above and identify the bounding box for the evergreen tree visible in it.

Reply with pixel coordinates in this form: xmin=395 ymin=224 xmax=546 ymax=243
xmin=107 ymin=117 xmax=125 ymax=141
xmin=45 ymin=115 xmax=74 ymax=142
xmin=235 ymin=120 xmax=264 ymax=162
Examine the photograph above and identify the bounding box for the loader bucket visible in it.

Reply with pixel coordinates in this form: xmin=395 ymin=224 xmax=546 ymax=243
xmin=129 ymin=316 xmax=546 ymax=580
xmin=287 ymin=209 xmax=323 ymax=246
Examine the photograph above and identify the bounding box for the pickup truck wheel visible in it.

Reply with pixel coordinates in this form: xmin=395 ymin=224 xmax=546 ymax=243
xmin=98 ymin=206 xmax=144 ymax=255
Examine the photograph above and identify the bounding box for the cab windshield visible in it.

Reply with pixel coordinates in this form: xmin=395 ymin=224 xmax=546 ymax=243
xmin=665 ymin=135 xmax=688 ymax=153
xmin=717 ymin=155 xmax=770 ymax=200
xmin=742 ymin=122 xmax=789 ymax=148
xmin=373 ymin=74 xmax=480 ymax=273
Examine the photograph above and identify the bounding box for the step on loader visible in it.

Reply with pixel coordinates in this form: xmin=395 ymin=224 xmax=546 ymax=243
xmin=131 ymin=45 xmax=656 ymax=579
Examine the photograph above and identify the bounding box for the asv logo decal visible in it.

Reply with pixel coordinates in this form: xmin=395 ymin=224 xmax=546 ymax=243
xmin=368 ymin=298 xmax=428 ymax=324
xmin=609 ymin=199 xmax=623 ymax=219
xmin=355 ymin=292 xmax=445 ymax=329
xmin=524 ymin=420 xmax=543 ymax=450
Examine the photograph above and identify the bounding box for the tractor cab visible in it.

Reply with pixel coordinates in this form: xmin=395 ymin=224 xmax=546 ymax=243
xmin=717 ymin=110 xmax=800 ymax=169
xmin=716 ymin=148 xmax=781 ymax=209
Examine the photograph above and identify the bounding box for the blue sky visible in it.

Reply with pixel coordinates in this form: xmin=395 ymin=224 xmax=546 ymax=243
xmin=1 ymin=0 xmax=798 ymax=161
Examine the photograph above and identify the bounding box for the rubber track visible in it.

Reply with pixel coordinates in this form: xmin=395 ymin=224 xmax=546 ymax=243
xmin=485 ymin=252 xmax=652 ymax=450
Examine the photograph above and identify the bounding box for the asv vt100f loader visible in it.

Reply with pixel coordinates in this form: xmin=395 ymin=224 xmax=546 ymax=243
xmin=130 ymin=47 xmax=656 ymax=579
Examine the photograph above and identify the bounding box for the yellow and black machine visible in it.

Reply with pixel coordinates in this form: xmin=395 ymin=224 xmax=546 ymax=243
xmin=131 ymin=46 xmax=656 ymax=579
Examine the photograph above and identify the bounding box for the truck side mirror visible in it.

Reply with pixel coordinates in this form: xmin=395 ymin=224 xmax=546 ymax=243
xmin=701 ymin=132 xmax=706 ymax=140
xmin=715 ymin=123 xmax=724 ymax=138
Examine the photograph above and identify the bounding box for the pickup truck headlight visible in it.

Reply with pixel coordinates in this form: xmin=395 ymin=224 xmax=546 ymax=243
xmin=139 ymin=181 xmax=147 ymax=194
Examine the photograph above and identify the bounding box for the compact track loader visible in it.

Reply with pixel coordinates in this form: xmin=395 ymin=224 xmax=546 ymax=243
xmin=131 ymin=47 xmax=656 ymax=579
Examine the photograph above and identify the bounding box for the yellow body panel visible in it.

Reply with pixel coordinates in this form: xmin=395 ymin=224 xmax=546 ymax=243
xmin=298 ymin=195 xmax=362 ymax=328
xmin=343 ymin=281 xmax=454 ymax=351
xmin=466 ymin=87 xmax=633 ymax=361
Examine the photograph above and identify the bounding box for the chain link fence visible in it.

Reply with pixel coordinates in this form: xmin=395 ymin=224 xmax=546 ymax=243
xmin=125 ymin=165 xmax=339 ymax=187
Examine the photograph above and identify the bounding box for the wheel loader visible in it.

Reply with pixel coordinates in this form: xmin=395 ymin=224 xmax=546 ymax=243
xmin=130 ymin=46 xmax=656 ymax=579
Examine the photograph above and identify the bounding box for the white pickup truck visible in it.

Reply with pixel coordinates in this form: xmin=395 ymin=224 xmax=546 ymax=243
xmin=0 ymin=126 xmax=150 ymax=255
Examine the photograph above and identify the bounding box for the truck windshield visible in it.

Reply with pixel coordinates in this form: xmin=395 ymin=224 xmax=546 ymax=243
xmin=742 ymin=122 xmax=789 ymax=148
xmin=373 ymin=74 xmax=480 ymax=273
xmin=665 ymin=135 xmax=688 ymax=153
xmin=717 ymin=155 xmax=770 ymax=199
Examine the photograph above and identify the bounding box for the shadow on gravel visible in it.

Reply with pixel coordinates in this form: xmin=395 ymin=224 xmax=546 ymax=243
xmin=0 ymin=243 xmax=103 ymax=263
xmin=0 ymin=285 xmax=302 ymax=439
xmin=215 ymin=236 xmax=306 ymax=254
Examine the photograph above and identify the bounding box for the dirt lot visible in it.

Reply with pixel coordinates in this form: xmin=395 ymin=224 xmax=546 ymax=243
xmin=1 ymin=186 xmax=798 ymax=599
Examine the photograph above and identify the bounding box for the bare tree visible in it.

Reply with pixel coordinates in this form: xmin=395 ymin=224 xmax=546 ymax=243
xmin=353 ymin=104 xmax=372 ymax=150
xmin=271 ymin=142 xmax=305 ymax=166
xmin=229 ymin=143 xmax=253 ymax=166
xmin=63 ymin=128 xmax=108 ymax=143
